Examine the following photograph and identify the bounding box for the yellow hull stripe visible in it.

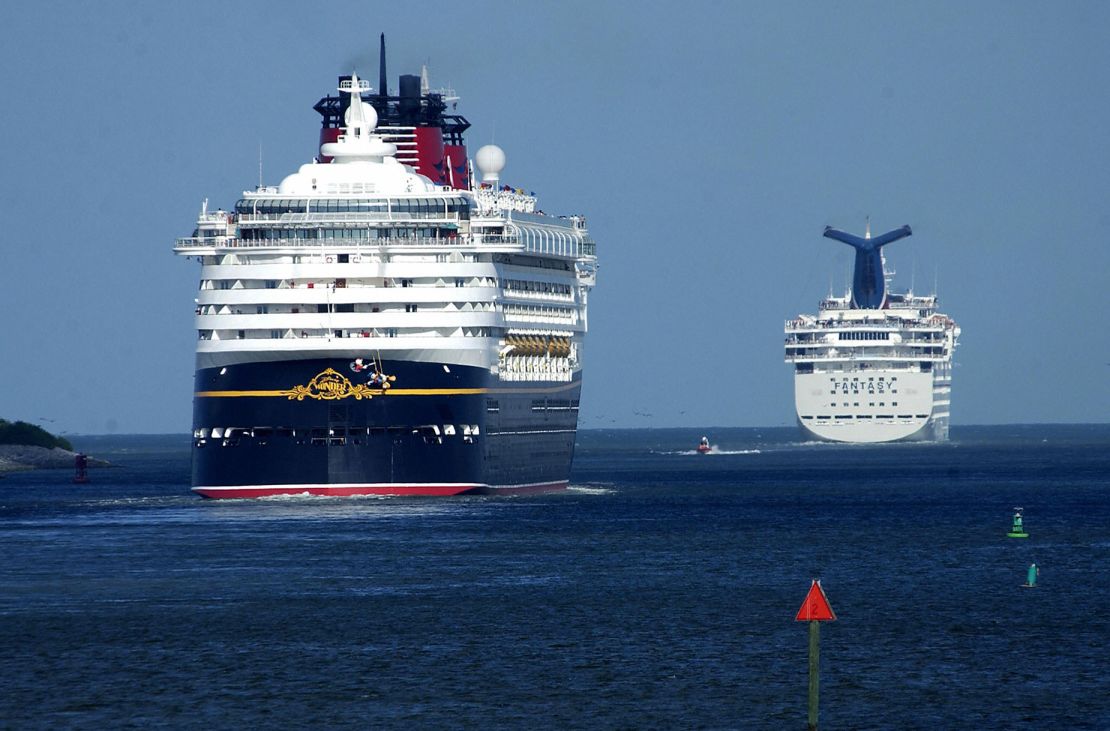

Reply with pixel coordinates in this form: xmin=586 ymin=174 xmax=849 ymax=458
xmin=196 ymin=382 xmax=578 ymax=398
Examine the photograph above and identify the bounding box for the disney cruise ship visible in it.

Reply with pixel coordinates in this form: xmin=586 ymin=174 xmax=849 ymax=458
xmin=174 ymin=39 xmax=596 ymax=497
xmin=784 ymin=223 xmax=959 ymax=443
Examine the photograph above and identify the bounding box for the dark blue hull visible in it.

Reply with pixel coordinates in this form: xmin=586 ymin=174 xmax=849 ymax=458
xmin=190 ymin=358 xmax=580 ymax=497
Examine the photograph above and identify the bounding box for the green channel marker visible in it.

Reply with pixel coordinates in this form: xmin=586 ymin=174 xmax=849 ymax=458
xmin=1007 ymin=507 xmax=1028 ymax=538
xmin=1023 ymin=562 xmax=1039 ymax=588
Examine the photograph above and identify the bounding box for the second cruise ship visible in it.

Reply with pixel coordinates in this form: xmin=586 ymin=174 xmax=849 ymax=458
xmin=784 ymin=223 xmax=959 ymax=443
xmin=174 ymin=38 xmax=597 ymax=497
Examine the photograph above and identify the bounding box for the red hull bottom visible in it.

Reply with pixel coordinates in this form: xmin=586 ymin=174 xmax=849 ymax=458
xmin=192 ymin=480 xmax=569 ymax=500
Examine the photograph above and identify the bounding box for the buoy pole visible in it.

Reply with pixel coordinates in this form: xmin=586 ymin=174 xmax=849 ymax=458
xmin=808 ymin=620 xmax=820 ymax=730
xmin=795 ymin=580 xmax=836 ymax=731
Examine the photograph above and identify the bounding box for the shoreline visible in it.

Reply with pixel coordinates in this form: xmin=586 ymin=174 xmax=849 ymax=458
xmin=0 ymin=444 xmax=110 ymax=474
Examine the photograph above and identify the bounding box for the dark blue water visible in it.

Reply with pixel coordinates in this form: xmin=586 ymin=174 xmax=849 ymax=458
xmin=2 ymin=425 xmax=1108 ymax=729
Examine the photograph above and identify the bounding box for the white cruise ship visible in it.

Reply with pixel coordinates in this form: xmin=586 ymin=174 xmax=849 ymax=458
xmin=172 ymin=38 xmax=597 ymax=498
xmin=784 ymin=223 xmax=960 ymax=443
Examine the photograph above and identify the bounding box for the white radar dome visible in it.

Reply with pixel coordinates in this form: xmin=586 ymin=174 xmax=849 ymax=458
xmin=345 ymin=101 xmax=379 ymax=131
xmin=475 ymin=144 xmax=506 ymax=183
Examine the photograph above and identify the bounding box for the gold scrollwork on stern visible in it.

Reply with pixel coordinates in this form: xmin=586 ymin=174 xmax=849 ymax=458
xmin=282 ymin=368 xmax=395 ymax=401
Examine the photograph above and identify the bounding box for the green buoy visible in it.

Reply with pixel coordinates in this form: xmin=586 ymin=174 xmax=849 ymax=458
xmin=1023 ymin=562 xmax=1039 ymax=588
xmin=1007 ymin=507 xmax=1028 ymax=538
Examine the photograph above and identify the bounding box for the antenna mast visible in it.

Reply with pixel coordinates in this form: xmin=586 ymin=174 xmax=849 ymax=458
xmin=378 ymin=33 xmax=388 ymax=101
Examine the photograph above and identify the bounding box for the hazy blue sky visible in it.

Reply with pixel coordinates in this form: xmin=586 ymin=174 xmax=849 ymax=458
xmin=1 ymin=1 xmax=1107 ymax=434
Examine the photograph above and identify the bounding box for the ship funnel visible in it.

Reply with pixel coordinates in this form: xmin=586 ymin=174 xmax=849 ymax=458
xmin=399 ymin=74 xmax=421 ymax=123
xmin=823 ymin=224 xmax=912 ymax=309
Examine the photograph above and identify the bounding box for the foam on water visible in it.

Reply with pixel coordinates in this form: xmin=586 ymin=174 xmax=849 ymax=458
xmin=566 ymin=484 xmax=616 ymax=495
xmin=661 ymin=447 xmax=763 ymax=456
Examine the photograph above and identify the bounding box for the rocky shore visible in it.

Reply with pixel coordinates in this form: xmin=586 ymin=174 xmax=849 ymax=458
xmin=0 ymin=445 xmax=110 ymax=474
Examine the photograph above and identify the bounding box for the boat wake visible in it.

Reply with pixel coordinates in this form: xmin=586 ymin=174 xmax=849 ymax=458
xmin=659 ymin=448 xmax=762 ymax=456
xmin=566 ymin=484 xmax=616 ymax=495
xmin=249 ymin=491 xmax=396 ymax=502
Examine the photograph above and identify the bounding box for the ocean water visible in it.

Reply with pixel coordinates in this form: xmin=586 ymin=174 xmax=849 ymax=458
xmin=1 ymin=425 xmax=1108 ymax=729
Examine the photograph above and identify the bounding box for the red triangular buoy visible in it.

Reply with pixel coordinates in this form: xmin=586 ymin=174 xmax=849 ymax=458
xmin=795 ymin=579 xmax=836 ymax=622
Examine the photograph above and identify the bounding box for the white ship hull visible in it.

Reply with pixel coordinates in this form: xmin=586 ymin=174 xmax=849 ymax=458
xmin=794 ymin=367 xmax=951 ymax=443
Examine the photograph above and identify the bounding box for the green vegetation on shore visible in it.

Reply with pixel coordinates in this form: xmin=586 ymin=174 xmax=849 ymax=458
xmin=0 ymin=420 xmax=73 ymax=451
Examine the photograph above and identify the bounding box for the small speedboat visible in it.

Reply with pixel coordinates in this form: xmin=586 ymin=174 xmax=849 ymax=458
xmin=697 ymin=436 xmax=711 ymax=454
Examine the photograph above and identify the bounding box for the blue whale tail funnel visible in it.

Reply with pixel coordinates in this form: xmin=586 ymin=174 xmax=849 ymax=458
xmin=822 ymin=224 xmax=912 ymax=309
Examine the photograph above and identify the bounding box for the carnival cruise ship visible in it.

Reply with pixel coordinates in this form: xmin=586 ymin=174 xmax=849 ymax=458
xmin=784 ymin=223 xmax=959 ymax=443
xmin=173 ymin=38 xmax=597 ymax=497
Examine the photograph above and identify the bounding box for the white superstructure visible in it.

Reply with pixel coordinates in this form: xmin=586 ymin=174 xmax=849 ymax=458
xmin=173 ymin=74 xmax=597 ymax=383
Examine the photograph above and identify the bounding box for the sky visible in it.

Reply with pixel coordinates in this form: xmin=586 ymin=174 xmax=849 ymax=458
xmin=1 ymin=1 xmax=1107 ymax=435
